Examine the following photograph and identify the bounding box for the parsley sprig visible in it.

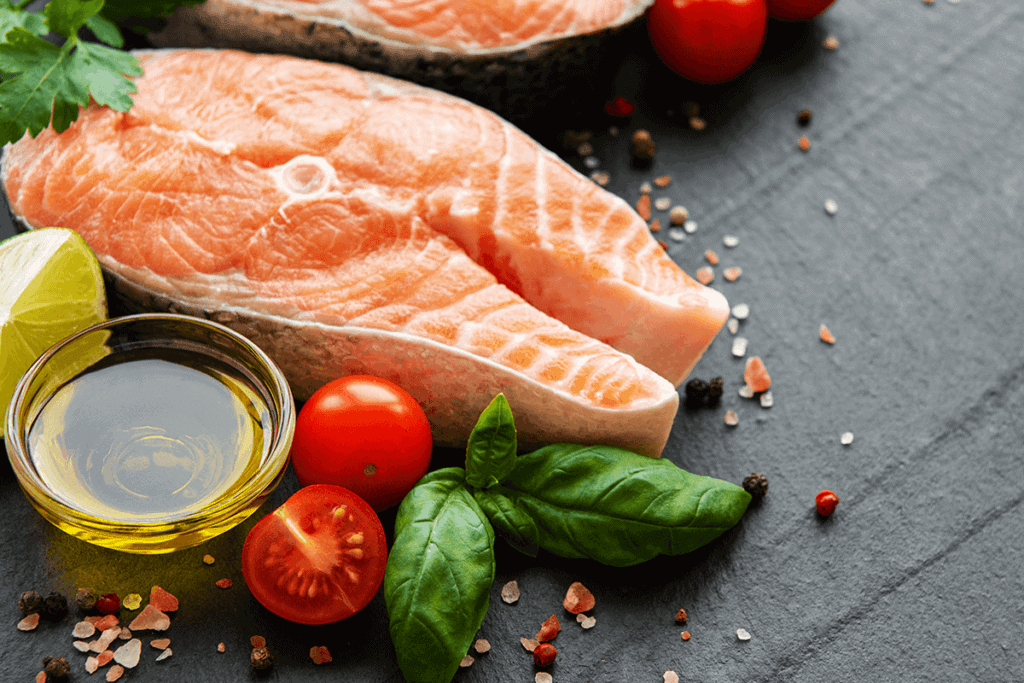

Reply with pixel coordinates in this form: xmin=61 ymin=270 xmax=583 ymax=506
xmin=0 ymin=0 xmax=201 ymax=146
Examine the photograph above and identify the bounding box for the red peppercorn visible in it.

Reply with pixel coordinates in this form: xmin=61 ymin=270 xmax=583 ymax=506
xmin=96 ymin=593 xmax=120 ymax=615
xmin=815 ymin=490 xmax=839 ymax=516
xmin=604 ymin=96 xmax=635 ymax=117
xmin=532 ymin=642 xmax=557 ymax=667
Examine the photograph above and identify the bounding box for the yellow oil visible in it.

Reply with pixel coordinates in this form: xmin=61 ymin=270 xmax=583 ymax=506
xmin=27 ymin=349 xmax=271 ymax=522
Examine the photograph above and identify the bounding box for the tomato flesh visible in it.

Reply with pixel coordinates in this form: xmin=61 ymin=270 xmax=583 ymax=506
xmin=290 ymin=375 xmax=432 ymax=511
xmin=241 ymin=485 xmax=387 ymax=625
xmin=766 ymin=0 xmax=837 ymax=21
xmin=648 ymin=0 xmax=769 ymax=85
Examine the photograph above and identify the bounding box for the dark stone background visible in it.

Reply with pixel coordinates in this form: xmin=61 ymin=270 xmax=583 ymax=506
xmin=3 ymin=0 xmax=1023 ymax=681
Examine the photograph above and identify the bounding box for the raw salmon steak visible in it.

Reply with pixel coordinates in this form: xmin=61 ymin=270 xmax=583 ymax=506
xmin=151 ymin=0 xmax=655 ymax=120
xmin=2 ymin=50 xmax=727 ymax=456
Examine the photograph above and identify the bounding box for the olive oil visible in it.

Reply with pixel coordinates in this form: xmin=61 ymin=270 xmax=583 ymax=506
xmin=27 ymin=349 xmax=272 ymax=521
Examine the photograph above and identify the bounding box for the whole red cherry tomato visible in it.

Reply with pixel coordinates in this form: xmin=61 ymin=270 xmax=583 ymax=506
xmin=242 ymin=485 xmax=387 ymax=624
xmin=290 ymin=375 xmax=432 ymax=511
xmin=766 ymin=0 xmax=837 ymax=21
xmin=647 ymin=0 xmax=769 ymax=84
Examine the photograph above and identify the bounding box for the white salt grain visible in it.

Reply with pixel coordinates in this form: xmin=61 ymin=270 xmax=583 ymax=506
xmin=73 ymin=621 xmax=97 ymax=639
xmin=760 ymin=391 xmax=774 ymax=408
xmin=723 ymin=235 xmax=740 ymax=248
xmin=501 ymin=580 xmax=520 ymax=604
xmin=668 ymin=228 xmax=686 ymax=242
xmin=536 ymin=673 xmax=553 ymax=683
xmin=684 ymin=220 xmax=698 ymax=234
xmin=580 ymin=615 xmax=596 ymax=629
xmin=654 ymin=197 xmax=671 ymax=211
xmin=738 ymin=384 xmax=755 ymax=399
xmin=737 ymin=628 xmax=752 ymax=641
xmin=664 ymin=672 xmax=680 ymax=683
xmin=584 ymin=156 xmax=600 ymax=169
xmin=841 ymin=431 xmax=854 ymax=445
xmin=825 ymin=199 xmax=838 ymax=215
xmin=727 ymin=318 xmax=739 ymax=334
xmin=732 ymin=337 xmax=748 ymax=357
xmin=724 ymin=410 xmax=739 ymax=427
xmin=731 ymin=303 xmax=750 ymax=320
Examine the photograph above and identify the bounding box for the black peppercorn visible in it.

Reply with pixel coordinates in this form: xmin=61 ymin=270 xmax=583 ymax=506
xmin=684 ymin=378 xmax=709 ymax=409
xmin=742 ymin=473 xmax=769 ymax=501
xmin=43 ymin=656 xmax=70 ymax=679
xmin=798 ymin=109 xmax=813 ymax=126
xmin=42 ymin=591 xmax=68 ymax=621
xmin=76 ymin=587 xmax=99 ymax=612
xmin=630 ymin=130 xmax=656 ymax=161
xmin=706 ymin=377 xmax=724 ymax=405
xmin=19 ymin=590 xmax=44 ymax=615
xmin=251 ymin=646 xmax=273 ymax=672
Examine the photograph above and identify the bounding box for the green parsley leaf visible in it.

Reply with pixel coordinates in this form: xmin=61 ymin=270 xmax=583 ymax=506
xmin=44 ymin=0 xmax=104 ymax=39
xmin=71 ymin=40 xmax=140 ymax=110
xmin=0 ymin=1 xmax=47 ymax=40
xmin=0 ymin=28 xmax=86 ymax=140
xmin=84 ymin=14 xmax=124 ymax=48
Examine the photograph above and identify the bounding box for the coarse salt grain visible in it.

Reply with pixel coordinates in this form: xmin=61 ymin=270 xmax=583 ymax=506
xmin=705 ymin=249 xmax=719 ymax=265
xmin=820 ymin=324 xmax=836 ymax=344
xmin=563 ymin=581 xmax=595 ymax=614
xmin=738 ymin=384 xmax=755 ymax=399
xmin=737 ymin=628 xmax=752 ymax=641
xmin=536 ymin=673 xmax=553 ymax=683
xmin=35 ymin=671 xmax=45 ymax=683
xmin=640 ymin=182 xmax=652 ymax=194
xmin=95 ymin=615 xmax=119 ymax=631
xmin=684 ymin=220 xmax=698 ymax=234
xmin=584 ymin=156 xmax=600 ymax=169
xmin=732 ymin=337 xmax=748 ymax=357
xmin=823 ymin=35 xmax=839 ymax=49
xmin=91 ymin=628 xmax=120 ymax=652
xmin=649 ymin=219 xmax=661 ymax=233
xmin=73 ymin=621 xmax=97 ymax=638
xmin=727 ymin=318 xmax=739 ymax=334
xmin=155 ymin=648 xmax=172 ymax=662
xmin=251 ymin=636 xmax=266 ymax=648
xmin=841 ymin=432 xmax=854 ymax=445
xmin=695 ymin=266 xmax=714 ymax=285
xmin=18 ymin=613 xmax=40 ymax=631
xmin=105 ymin=664 xmax=124 ymax=682
xmin=310 ymin=646 xmax=333 ymax=665
xmin=96 ymin=650 xmax=114 ymax=667
xmin=128 ymin=605 xmax=170 ymax=632
xmin=74 ymin=641 xmax=90 ymax=652
xmin=654 ymin=197 xmax=671 ymax=211
xmin=590 ymin=171 xmax=610 ymax=186
xmin=580 ymin=615 xmax=596 ymax=629
xmin=681 ymin=631 xmax=692 ymax=641
xmin=723 ymin=266 xmax=742 ymax=281
xmin=664 ymin=671 xmax=680 ymax=683
xmin=149 ymin=586 xmax=179 ymax=613
xmin=723 ymin=235 xmax=739 ymax=248
xmin=459 ymin=655 xmax=474 ymax=667
xmin=668 ymin=228 xmax=685 ymax=242
xmin=670 ymin=206 xmax=688 ymax=225
xmin=825 ymin=199 xmax=838 ymax=215
xmin=501 ymin=580 xmax=520 ymax=604
xmin=731 ymin=303 xmax=750 ymax=320
xmin=724 ymin=411 xmax=739 ymax=427
xmin=521 ymin=638 xmax=538 ymax=652
xmin=474 ymin=639 xmax=491 ymax=653
xmin=760 ymin=391 xmax=774 ymax=408
xmin=744 ymin=356 xmax=772 ymax=393
xmin=798 ymin=135 xmax=811 ymax=152
xmin=118 ymin=628 xmax=132 ymax=640
xmin=217 ymin=643 xmax=226 ymax=653
xmin=654 ymin=175 xmax=672 ymax=187
xmin=577 ymin=142 xmax=594 ymax=156
xmin=151 ymin=638 xmax=171 ymax=650
xmin=113 ymin=638 xmax=142 ymax=668
xmin=689 ymin=116 xmax=707 ymax=131
xmin=636 ymin=194 xmax=652 ymax=221
xmin=85 ymin=657 xmax=99 ymax=674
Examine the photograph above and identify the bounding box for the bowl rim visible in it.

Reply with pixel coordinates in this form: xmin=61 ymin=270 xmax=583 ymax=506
xmin=4 ymin=312 xmax=295 ymax=539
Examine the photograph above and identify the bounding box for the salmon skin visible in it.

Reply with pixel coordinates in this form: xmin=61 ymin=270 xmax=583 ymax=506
xmin=151 ymin=0 xmax=656 ymax=121
xmin=2 ymin=49 xmax=727 ymax=457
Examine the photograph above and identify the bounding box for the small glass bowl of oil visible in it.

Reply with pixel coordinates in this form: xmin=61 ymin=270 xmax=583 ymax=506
xmin=5 ymin=313 xmax=295 ymax=554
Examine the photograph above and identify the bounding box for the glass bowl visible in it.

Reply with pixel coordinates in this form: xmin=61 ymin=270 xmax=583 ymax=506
xmin=5 ymin=313 xmax=295 ymax=554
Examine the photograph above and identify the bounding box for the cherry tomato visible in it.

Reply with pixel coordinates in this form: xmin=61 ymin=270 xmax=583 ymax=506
xmin=241 ymin=485 xmax=387 ymax=624
xmin=290 ymin=375 xmax=432 ymax=511
xmin=766 ymin=0 xmax=837 ymax=21
xmin=647 ymin=0 xmax=769 ymax=85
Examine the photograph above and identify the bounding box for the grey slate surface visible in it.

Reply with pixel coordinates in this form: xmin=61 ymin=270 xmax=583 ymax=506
xmin=2 ymin=0 xmax=1023 ymax=681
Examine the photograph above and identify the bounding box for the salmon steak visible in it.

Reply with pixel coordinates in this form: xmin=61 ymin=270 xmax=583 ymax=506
xmin=1 ymin=49 xmax=728 ymax=457
xmin=152 ymin=0 xmax=655 ymax=120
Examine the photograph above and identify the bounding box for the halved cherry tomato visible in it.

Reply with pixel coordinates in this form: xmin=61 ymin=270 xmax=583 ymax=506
xmin=241 ymin=485 xmax=387 ymax=625
xmin=766 ymin=0 xmax=837 ymax=21
xmin=647 ymin=0 xmax=769 ymax=85
xmin=290 ymin=375 xmax=432 ymax=511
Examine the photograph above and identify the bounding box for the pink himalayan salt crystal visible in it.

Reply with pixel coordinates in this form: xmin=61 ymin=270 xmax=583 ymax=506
xmin=150 ymin=638 xmax=171 ymax=650
xmin=96 ymin=650 xmax=114 ymax=667
xmin=129 ymin=604 xmax=170 ymax=631
xmin=149 ymin=586 xmax=178 ymax=612
xmin=90 ymin=628 xmax=120 ymax=653
xmin=459 ymin=655 xmax=474 ymax=668
xmin=310 ymin=646 xmax=333 ymax=665
xmin=156 ymin=648 xmax=173 ymax=662
xmin=106 ymin=664 xmax=125 ymax=682
xmin=520 ymin=637 xmax=538 ymax=652
xmin=73 ymin=621 xmax=97 ymax=638
xmin=35 ymin=671 xmax=46 ymax=683
xmin=501 ymin=581 xmax=520 ymax=604
xmin=695 ymin=266 xmax=714 ymax=285
xmin=664 ymin=672 xmax=680 ymax=683
xmin=118 ymin=627 xmax=132 ymax=640
xmin=217 ymin=643 xmax=226 ymax=653
xmin=73 ymin=641 xmax=90 ymax=652
xmin=113 ymin=638 xmax=142 ymax=668
xmin=17 ymin=613 xmax=40 ymax=631
xmin=95 ymin=615 xmax=119 ymax=631
xmin=85 ymin=657 xmax=99 ymax=674
xmin=563 ymin=582 xmax=595 ymax=614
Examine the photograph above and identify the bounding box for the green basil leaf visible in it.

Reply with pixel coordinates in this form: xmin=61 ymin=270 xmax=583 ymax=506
xmin=464 ymin=393 xmax=516 ymax=490
xmin=494 ymin=444 xmax=751 ymax=567
xmin=473 ymin=488 xmax=539 ymax=556
xmin=384 ymin=468 xmax=495 ymax=683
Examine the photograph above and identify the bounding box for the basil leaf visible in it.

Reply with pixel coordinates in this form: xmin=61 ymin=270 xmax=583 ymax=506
xmin=474 ymin=488 xmax=539 ymax=556
xmin=464 ymin=393 xmax=517 ymax=490
xmin=384 ymin=468 xmax=495 ymax=683
xmin=493 ymin=444 xmax=751 ymax=567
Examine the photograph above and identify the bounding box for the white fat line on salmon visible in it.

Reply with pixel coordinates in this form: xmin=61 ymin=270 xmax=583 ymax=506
xmin=176 ymin=129 xmax=236 ymax=156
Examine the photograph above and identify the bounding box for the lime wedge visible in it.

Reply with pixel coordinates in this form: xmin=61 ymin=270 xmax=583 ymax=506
xmin=1 ymin=228 xmax=107 ymax=438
